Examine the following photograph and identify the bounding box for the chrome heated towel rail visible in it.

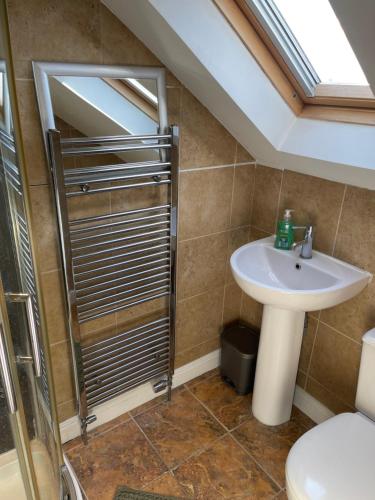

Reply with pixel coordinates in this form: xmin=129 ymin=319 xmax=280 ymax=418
xmin=47 ymin=128 xmax=179 ymax=440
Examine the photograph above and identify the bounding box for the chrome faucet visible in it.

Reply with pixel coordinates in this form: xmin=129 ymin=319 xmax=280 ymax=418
xmin=292 ymin=225 xmax=313 ymax=259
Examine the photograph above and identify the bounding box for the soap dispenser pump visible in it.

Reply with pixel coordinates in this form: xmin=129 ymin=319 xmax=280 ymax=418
xmin=275 ymin=209 xmax=294 ymax=250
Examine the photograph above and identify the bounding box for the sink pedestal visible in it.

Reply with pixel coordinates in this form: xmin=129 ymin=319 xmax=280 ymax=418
xmin=252 ymin=305 xmax=305 ymax=426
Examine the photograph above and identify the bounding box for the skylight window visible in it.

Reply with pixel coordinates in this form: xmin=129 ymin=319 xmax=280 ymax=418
xmin=273 ymin=0 xmax=368 ymax=86
xmin=245 ymin=0 xmax=369 ymax=97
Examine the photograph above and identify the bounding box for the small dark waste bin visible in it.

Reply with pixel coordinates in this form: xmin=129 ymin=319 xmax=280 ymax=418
xmin=220 ymin=322 xmax=259 ymax=395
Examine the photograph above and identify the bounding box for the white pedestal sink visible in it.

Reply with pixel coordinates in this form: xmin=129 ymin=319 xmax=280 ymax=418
xmin=231 ymin=236 xmax=372 ymax=426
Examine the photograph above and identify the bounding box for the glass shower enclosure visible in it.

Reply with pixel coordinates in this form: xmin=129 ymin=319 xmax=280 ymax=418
xmin=0 ymin=1 xmax=79 ymax=498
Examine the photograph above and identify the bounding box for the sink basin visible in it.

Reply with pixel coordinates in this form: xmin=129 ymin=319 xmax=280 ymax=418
xmin=231 ymin=236 xmax=371 ymax=311
xmin=230 ymin=236 xmax=372 ymax=427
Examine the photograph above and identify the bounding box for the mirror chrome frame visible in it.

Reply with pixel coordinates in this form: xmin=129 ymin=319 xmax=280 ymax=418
xmin=32 ymin=61 xmax=169 ymax=156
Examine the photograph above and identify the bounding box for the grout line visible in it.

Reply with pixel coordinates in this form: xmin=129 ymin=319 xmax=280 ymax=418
xmin=317 ymin=318 xmax=362 ymax=345
xmin=183 ymin=368 xmax=218 ymax=389
xmin=228 ymin=158 xmax=236 ymax=229
xmin=176 ymin=336 xmax=220 ymax=359
xmin=304 ymin=311 xmax=321 ymax=388
xmin=272 ymin=488 xmax=286 ymax=499
xmin=249 ymin=164 xmax=258 ymax=228
xmin=184 ymin=383 xmax=230 ymax=432
xmin=235 ymin=161 xmax=257 ymax=167
xmin=222 ymin=160 xmax=235 ymax=322
xmin=131 ymin=414 xmax=171 ymax=472
xmin=274 ymin=168 xmax=285 ymax=234
xmin=239 ymin=289 xmax=245 ymax=319
xmin=234 ymin=141 xmax=238 ymax=166
xmin=50 ymin=338 xmax=70 ymax=348
xmin=221 ymin=281 xmax=227 ymax=326
xmin=331 ymin=184 xmax=347 ymax=256
xmin=307 ymin=374 xmax=355 ymax=411
xmin=180 ymin=161 xmax=255 ymax=173
xmin=179 ymin=223 xmax=251 ymax=244
xmin=249 ymin=224 xmax=273 ymax=236
xmin=177 ymin=283 xmax=225 ymax=303
xmin=248 ymin=164 xmax=257 ymax=228
xmin=229 ymin=431 xmax=284 ymax=491
xmin=168 ymin=433 xmax=230 ymax=473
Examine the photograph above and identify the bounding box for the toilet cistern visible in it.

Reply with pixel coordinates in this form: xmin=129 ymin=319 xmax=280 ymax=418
xmin=230 ymin=236 xmax=372 ymax=426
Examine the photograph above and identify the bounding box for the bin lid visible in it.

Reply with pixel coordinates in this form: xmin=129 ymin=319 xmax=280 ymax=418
xmin=222 ymin=323 xmax=259 ymax=356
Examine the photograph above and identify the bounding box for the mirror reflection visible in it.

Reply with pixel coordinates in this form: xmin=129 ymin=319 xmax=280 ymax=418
xmin=48 ymin=76 xmax=160 ymax=162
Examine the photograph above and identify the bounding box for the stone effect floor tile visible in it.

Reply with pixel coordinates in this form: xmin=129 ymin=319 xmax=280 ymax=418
xmin=143 ymin=472 xmax=190 ymax=498
xmin=189 ymin=373 xmax=253 ymax=430
xmin=184 ymin=368 xmax=219 ymax=388
xmin=134 ymin=389 xmax=226 ymax=468
xmin=232 ymin=417 xmax=308 ymax=488
xmin=65 ymin=371 xmax=314 ymax=499
xmin=66 ymin=420 xmax=167 ymax=500
xmin=173 ymin=435 xmax=279 ymax=499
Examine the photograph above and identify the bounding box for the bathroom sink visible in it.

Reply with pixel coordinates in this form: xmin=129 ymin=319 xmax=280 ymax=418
xmin=231 ymin=236 xmax=371 ymax=312
xmin=230 ymin=236 xmax=372 ymax=427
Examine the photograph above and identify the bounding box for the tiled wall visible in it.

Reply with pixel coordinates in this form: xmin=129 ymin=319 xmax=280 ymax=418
xmin=240 ymin=166 xmax=375 ymax=414
xmin=6 ymin=0 xmax=374 ymax=422
xmin=6 ymin=0 xmax=254 ymax=421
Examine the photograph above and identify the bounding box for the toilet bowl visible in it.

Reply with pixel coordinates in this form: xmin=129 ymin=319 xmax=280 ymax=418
xmin=286 ymin=329 xmax=375 ymax=500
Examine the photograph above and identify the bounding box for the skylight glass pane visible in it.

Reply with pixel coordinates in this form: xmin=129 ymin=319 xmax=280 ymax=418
xmin=273 ymin=0 xmax=368 ymax=86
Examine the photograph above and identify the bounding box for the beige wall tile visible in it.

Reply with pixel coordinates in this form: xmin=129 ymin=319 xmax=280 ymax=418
xmin=309 ymin=322 xmax=361 ymax=406
xmin=177 ymin=232 xmax=228 ymax=299
xmin=333 ymin=186 xmax=375 ymax=273
xmin=175 ymin=337 xmax=220 ymax=368
xmin=116 ymin=297 xmax=169 ymax=334
xmin=176 ymin=287 xmax=224 ymax=353
xmin=15 ymin=80 xmax=49 ymax=185
xmin=30 ymin=184 xmax=60 ymax=272
xmin=50 ymin=340 xmax=75 ymax=405
xmin=179 ymin=168 xmax=233 ymax=240
xmin=230 ymin=165 xmax=255 ymax=228
xmin=180 ymin=89 xmax=236 ymax=169
xmin=252 ymin=165 xmax=282 ymax=233
xmin=80 ymin=314 xmax=117 ymax=344
xmin=296 ymin=370 xmax=306 ymax=389
xmin=110 ymin=184 xmax=168 ymax=213
xmin=100 ymin=4 xmax=158 ymax=67
xmin=223 ymin=283 xmax=242 ymax=326
xmin=240 ymin=295 xmax=263 ymax=329
xmin=279 ymin=170 xmax=345 ymax=254
xmin=235 ymin=142 xmax=255 ymax=164
xmin=321 ymin=280 xmax=375 ymax=343
xmin=226 ymin=226 xmax=251 ymax=284
xmin=298 ymin=316 xmax=318 ymax=374
xmin=67 ymin=191 xmax=111 ymax=220
xmin=306 ymin=377 xmax=354 ymax=414
xmin=41 ymin=270 xmax=68 ymax=345
xmin=249 ymin=226 xmax=272 ymax=241
xmin=8 ymin=0 xmax=101 ymax=79
xmin=166 ymin=87 xmax=182 ymax=126
xmin=101 ymin=5 xmax=179 ymax=86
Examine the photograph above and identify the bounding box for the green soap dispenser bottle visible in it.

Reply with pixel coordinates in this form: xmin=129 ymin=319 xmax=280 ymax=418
xmin=275 ymin=209 xmax=294 ymax=250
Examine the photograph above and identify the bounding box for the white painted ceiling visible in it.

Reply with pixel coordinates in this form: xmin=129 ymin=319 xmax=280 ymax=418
xmin=102 ymin=0 xmax=375 ymax=189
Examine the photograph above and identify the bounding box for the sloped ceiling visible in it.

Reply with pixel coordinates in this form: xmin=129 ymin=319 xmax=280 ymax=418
xmin=102 ymin=0 xmax=375 ymax=189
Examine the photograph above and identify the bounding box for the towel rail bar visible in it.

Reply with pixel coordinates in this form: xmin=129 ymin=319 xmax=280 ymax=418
xmin=47 ymin=125 xmax=178 ymax=441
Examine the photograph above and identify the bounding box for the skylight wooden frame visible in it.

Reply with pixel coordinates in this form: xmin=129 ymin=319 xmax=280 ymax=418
xmin=214 ymin=0 xmax=375 ymax=125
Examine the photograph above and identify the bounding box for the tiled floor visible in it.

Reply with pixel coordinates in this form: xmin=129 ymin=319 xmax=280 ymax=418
xmin=64 ymin=370 xmax=314 ymax=499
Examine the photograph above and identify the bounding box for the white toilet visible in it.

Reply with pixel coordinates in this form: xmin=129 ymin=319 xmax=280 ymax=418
xmin=286 ymin=329 xmax=375 ymax=500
